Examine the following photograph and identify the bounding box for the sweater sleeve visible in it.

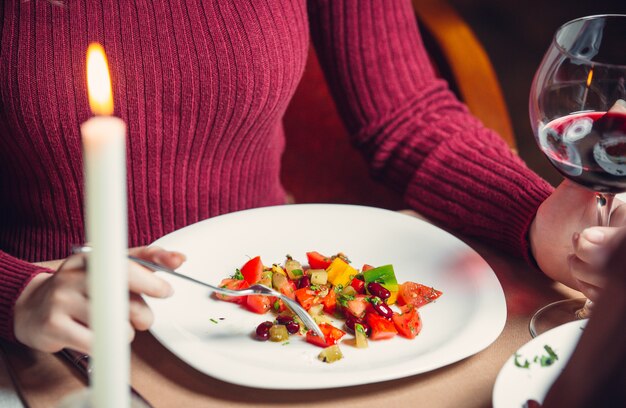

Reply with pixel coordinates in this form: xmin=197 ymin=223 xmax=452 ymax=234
xmin=307 ymin=0 xmax=554 ymax=260
xmin=0 ymin=252 xmax=49 ymax=342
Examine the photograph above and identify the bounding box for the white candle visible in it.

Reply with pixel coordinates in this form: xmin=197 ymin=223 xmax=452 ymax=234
xmin=81 ymin=43 xmax=130 ymax=408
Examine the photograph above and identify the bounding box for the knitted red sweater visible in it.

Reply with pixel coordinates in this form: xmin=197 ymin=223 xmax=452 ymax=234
xmin=0 ymin=0 xmax=552 ymax=341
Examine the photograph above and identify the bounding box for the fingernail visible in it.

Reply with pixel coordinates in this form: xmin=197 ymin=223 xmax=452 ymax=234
xmin=164 ymin=283 xmax=175 ymax=297
xmin=173 ymin=251 xmax=187 ymax=262
xmin=584 ymin=229 xmax=605 ymax=244
xmin=156 ymin=251 xmax=187 ymax=265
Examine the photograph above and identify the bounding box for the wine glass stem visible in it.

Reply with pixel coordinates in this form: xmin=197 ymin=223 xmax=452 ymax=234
xmin=579 ymin=192 xmax=616 ymax=318
xmin=596 ymin=192 xmax=615 ymax=227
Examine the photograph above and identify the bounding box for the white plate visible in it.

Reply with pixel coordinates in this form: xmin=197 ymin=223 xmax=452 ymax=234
xmin=145 ymin=204 xmax=506 ymax=389
xmin=492 ymin=319 xmax=587 ymax=407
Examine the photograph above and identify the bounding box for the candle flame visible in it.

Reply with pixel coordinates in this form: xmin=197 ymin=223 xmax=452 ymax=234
xmin=586 ymin=68 xmax=594 ymax=87
xmin=86 ymin=43 xmax=114 ymax=115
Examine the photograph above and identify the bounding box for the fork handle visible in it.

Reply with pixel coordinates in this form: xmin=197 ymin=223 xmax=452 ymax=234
xmin=75 ymin=245 xmax=231 ymax=296
xmin=128 ymin=255 xmax=246 ymax=297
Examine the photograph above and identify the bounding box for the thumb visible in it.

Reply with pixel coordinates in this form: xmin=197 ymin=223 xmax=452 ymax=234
xmin=575 ymin=226 xmax=626 ymax=268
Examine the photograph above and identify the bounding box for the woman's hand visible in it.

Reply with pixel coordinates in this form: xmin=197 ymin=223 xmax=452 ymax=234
xmin=570 ymin=223 xmax=626 ymax=301
xmin=13 ymin=246 xmax=185 ymax=354
xmin=530 ymin=180 xmax=626 ymax=301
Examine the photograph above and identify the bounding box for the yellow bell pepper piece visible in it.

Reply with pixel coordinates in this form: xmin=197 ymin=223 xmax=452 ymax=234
xmin=272 ymin=264 xmax=286 ymax=276
xmin=326 ymin=258 xmax=358 ymax=288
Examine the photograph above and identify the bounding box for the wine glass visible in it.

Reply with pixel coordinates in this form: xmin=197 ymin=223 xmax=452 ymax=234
xmin=528 ymin=14 xmax=626 ymax=337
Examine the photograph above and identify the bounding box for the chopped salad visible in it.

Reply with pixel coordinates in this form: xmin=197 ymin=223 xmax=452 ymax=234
xmin=215 ymin=251 xmax=442 ymax=363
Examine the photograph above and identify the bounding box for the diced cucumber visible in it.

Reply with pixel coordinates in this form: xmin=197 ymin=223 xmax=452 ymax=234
xmin=259 ymin=270 xmax=272 ymax=287
xmin=272 ymin=273 xmax=288 ymax=291
xmin=269 ymin=324 xmax=289 ymax=342
xmin=318 ymin=345 xmax=343 ymax=363
xmin=355 ymin=323 xmax=368 ymax=349
xmin=285 ymin=257 xmax=304 ymax=280
xmin=310 ymin=269 xmax=328 ymax=285
xmin=341 ymin=285 xmax=357 ymax=297
xmin=309 ymin=304 xmax=324 ymax=315
xmin=308 ymin=304 xmax=331 ymax=324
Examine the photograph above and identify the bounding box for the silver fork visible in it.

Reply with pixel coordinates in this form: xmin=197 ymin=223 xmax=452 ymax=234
xmin=128 ymin=255 xmax=325 ymax=338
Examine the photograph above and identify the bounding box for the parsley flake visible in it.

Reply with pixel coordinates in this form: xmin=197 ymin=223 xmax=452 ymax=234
xmin=514 ymin=345 xmax=559 ymax=369
xmin=231 ymin=269 xmax=244 ymax=280
xmin=337 ymin=293 xmax=355 ymax=307
xmin=539 ymin=345 xmax=558 ymax=367
xmin=514 ymin=353 xmax=530 ymax=369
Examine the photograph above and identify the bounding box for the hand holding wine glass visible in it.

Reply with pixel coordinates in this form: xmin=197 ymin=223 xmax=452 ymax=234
xmin=528 ymin=14 xmax=626 ymax=336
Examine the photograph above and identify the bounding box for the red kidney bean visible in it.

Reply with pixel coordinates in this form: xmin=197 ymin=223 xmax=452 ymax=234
xmin=298 ymin=275 xmax=311 ymax=289
xmin=367 ymin=282 xmax=390 ymax=301
xmin=345 ymin=315 xmax=371 ymax=335
xmin=345 ymin=316 xmax=372 ymax=336
xmin=286 ymin=321 xmax=300 ymax=334
xmin=276 ymin=315 xmax=294 ymax=325
xmin=255 ymin=321 xmax=273 ymax=341
xmin=344 ymin=315 xmax=361 ymax=333
xmin=372 ymin=298 xmax=394 ymax=319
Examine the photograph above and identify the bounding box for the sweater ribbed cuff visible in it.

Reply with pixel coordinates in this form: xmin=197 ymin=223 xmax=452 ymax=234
xmin=404 ymin=129 xmax=553 ymax=262
xmin=0 ymin=252 xmax=52 ymax=342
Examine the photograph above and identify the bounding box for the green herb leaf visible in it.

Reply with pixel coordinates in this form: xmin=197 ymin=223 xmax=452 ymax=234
xmin=514 ymin=353 xmax=530 ymax=369
xmin=539 ymin=355 xmax=556 ymax=367
xmin=514 ymin=345 xmax=559 ymax=369
xmin=231 ymin=269 xmax=244 ymax=280
xmin=544 ymin=345 xmax=558 ymax=360
xmin=368 ymin=296 xmax=381 ymax=305
xmin=337 ymin=293 xmax=355 ymax=307
xmin=209 ymin=318 xmax=218 ymax=324
xmin=539 ymin=345 xmax=559 ymax=367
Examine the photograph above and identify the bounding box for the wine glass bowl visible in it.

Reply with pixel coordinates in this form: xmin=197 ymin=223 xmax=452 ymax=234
xmin=529 ymin=14 xmax=626 ymax=336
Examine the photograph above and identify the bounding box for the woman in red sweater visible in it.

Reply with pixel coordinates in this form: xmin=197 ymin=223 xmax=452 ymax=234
xmin=1 ymin=0 xmax=623 ymax=353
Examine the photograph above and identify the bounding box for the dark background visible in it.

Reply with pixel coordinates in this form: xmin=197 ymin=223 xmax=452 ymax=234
xmin=449 ymin=1 xmax=626 ymax=186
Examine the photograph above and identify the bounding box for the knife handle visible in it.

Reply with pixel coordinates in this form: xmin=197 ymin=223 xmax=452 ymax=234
xmin=59 ymin=349 xmax=91 ymax=375
xmin=58 ymin=348 xmax=153 ymax=408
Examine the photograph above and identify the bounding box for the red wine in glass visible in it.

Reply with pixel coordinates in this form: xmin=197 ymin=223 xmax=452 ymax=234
xmin=540 ymin=111 xmax=626 ymax=194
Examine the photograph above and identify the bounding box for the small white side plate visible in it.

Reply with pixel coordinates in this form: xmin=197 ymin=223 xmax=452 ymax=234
xmin=493 ymin=319 xmax=587 ymax=407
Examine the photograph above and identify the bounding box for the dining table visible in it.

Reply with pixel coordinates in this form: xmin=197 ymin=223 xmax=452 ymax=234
xmin=0 ymin=210 xmax=583 ymax=408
